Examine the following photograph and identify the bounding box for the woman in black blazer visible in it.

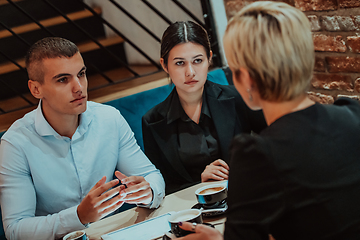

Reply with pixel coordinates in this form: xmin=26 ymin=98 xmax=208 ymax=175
xmin=179 ymin=2 xmax=360 ymax=240
xmin=142 ymin=21 xmax=266 ymax=194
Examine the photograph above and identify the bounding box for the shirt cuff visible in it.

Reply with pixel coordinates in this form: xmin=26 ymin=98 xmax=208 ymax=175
xmin=59 ymin=205 xmax=87 ymax=231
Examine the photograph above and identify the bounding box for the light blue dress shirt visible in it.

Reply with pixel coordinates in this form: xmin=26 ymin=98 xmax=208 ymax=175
xmin=0 ymin=101 xmax=165 ymax=240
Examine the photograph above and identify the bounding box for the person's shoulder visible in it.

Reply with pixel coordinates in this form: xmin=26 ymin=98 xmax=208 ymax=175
xmin=231 ymin=133 xmax=265 ymax=150
xmin=2 ymin=109 xmax=37 ymax=143
xmin=333 ymin=97 xmax=360 ymax=111
xmin=323 ymin=97 xmax=360 ymax=119
xmin=142 ymin=92 xmax=173 ymax=123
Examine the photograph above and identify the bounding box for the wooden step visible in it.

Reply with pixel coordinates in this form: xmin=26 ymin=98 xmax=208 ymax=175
xmin=0 ymin=35 xmax=124 ymax=75
xmin=0 ymin=7 xmax=102 ymax=39
xmin=87 ymin=65 xmax=159 ymax=89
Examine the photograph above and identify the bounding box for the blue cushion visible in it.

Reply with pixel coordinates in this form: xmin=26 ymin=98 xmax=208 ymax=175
xmin=207 ymin=68 xmax=229 ymax=85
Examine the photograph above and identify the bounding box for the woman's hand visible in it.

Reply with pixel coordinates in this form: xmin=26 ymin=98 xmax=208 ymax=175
xmin=177 ymin=222 xmax=223 ymax=240
xmin=201 ymin=159 xmax=229 ymax=182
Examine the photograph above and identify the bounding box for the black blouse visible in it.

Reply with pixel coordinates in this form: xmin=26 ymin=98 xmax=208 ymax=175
xmin=167 ymin=90 xmax=221 ymax=182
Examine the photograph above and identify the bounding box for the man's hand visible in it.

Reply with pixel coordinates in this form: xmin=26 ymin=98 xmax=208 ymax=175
xmin=177 ymin=222 xmax=223 ymax=240
xmin=201 ymin=159 xmax=229 ymax=182
xmin=115 ymin=171 xmax=153 ymax=205
xmin=77 ymin=176 xmax=126 ymax=224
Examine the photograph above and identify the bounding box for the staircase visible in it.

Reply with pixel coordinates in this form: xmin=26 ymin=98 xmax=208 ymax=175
xmin=0 ymin=0 xmax=166 ymax=132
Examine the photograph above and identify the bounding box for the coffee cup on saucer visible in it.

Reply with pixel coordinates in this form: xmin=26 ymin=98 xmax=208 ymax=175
xmin=63 ymin=230 xmax=87 ymax=240
xmin=168 ymin=209 xmax=202 ymax=237
xmin=195 ymin=183 xmax=227 ymax=207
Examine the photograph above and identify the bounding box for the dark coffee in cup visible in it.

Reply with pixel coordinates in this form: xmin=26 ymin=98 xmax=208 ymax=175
xmin=168 ymin=209 xmax=202 ymax=237
xmin=195 ymin=184 xmax=227 ymax=206
xmin=63 ymin=230 xmax=86 ymax=240
xmin=199 ymin=186 xmax=225 ymax=195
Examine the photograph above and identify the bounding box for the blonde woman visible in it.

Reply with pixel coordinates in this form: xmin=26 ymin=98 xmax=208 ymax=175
xmin=178 ymin=1 xmax=360 ymax=240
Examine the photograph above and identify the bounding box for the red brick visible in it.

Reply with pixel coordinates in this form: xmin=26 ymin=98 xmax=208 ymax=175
xmin=327 ymin=57 xmax=360 ymax=73
xmin=337 ymin=16 xmax=358 ymax=31
xmin=321 ymin=16 xmax=340 ymax=31
xmin=224 ymin=0 xmax=294 ymax=18
xmin=312 ymin=73 xmax=354 ymax=91
xmin=307 ymin=91 xmax=335 ymax=104
xmin=225 ymin=1 xmax=249 ymax=19
xmin=355 ymin=16 xmax=360 ymax=28
xmin=355 ymin=78 xmax=360 ymax=92
xmin=347 ymin=36 xmax=360 ymax=53
xmin=314 ymin=56 xmax=326 ymax=72
xmin=313 ymin=34 xmax=346 ymax=52
xmin=308 ymin=15 xmax=321 ymax=31
xmin=294 ymin=0 xmax=337 ymax=11
xmin=338 ymin=0 xmax=360 ymax=8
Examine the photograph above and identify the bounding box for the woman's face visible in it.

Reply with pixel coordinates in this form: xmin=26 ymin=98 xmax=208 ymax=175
xmin=161 ymin=42 xmax=212 ymax=96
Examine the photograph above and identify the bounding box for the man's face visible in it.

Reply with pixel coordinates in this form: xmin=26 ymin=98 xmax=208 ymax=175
xmin=37 ymin=52 xmax=88 ymax=118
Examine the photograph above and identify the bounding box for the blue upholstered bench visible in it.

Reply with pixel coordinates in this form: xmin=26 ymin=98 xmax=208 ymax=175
xmin=0 ymin=67 xmax=230 ymax=239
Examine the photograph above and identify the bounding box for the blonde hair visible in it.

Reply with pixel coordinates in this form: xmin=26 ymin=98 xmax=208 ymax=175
xmin=224 ymin=1 xmax=314 ymax=101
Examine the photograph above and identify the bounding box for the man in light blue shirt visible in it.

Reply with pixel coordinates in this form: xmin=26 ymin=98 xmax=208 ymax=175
xmin=0 ymin=37 xmax=165 ymax=240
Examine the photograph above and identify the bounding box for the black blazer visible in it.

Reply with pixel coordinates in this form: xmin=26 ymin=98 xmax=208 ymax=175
xmin=225 ymin=98 xmax=360 ymax=239
xmin=142 ymin=80 xmax=266 ymax=194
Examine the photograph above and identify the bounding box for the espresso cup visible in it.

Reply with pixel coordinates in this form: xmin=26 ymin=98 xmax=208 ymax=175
xmin=63 ymin=230 xmax=87 ymax=240
xmin=195 ymin=184 xmax=227 ymax=206
xmin=168 ymin=209 xmax=203 ymax=237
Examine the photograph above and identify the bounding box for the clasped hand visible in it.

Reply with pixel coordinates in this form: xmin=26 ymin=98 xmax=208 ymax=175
xmin=201 ymin=159 xmax=229 ymax=182
xmin=77 ymin=171 xmax=153 ymax=224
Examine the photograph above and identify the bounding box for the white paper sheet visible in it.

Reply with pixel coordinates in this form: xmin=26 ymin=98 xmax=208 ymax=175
xmin=101 ymin=213 xmax=172 ymax=240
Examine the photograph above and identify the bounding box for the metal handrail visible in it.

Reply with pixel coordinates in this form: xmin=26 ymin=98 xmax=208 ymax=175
xmin=109 ymin=0 xmax=161 ymax=43
xmin=171 ymin=0 xmax=205 ymax=28
xmin=77 ymin=0 xmax=162 ymax=70
xmin=141 ymin=0 xmax=172 ymax=25
xmin=41 ymin=0 xmax=140 ymax=77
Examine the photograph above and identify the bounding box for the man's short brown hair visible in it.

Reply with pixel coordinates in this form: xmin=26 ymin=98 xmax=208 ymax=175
xmin=25 ymin=37 xmax=79 ymax=83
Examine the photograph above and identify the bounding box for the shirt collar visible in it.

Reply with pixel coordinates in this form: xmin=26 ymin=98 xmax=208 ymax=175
xmin=34 ymin=100 xmax=93 ymax=139
xmin=167 ymin=89 xmax=211 ymax=124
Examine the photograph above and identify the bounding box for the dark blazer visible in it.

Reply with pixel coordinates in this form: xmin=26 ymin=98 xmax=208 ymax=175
xmin=225 ymin=98 xmax=360 ymax=240
xmin=142 ymin=80 xmax=266 ymax=194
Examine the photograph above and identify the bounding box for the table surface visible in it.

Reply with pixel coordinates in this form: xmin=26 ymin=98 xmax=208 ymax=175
xmin=84 ymin=181 xmax=227 ymax=240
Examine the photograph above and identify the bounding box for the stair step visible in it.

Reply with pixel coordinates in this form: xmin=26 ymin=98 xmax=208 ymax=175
xmin=0 ymin=35 xmax=124 ymax=75
xmin=87 ymin=65 xmax=159 ymax=89
xmin=0 ymin=7 xmax=102 ymax=39
xmin=0 ymin=0 xmax=85 ymax=30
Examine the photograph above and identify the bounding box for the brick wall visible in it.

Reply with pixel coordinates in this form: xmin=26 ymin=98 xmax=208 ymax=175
xmin=223 ymin=0 xmax=360 ymax=103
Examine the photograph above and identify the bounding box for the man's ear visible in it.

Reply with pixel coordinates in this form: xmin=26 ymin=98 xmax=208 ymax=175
xmin=160 ymin=58 xmax=168 ymax=74
xmin=28 ymin=80 xmax=42 ymax=99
